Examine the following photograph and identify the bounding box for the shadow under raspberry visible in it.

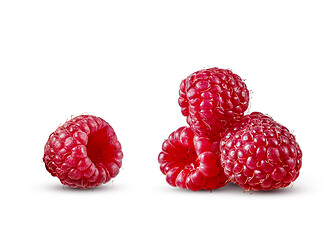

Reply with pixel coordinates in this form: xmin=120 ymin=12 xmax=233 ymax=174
xmin=39 ymin=181 xmax=119 ymax=192
xmin=209 ymin=182 xmax=303 ymax=194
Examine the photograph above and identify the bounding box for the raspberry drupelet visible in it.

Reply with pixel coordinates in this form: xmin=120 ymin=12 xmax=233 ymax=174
xmin=43 ymin=115 xmax=123 ymax=189
xmin=220 ymin=112 xmax=302 ymax=191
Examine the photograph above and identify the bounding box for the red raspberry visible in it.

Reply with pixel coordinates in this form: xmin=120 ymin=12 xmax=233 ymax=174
xmin=220 ymin=112 xmax=302 ymax=191
xmin=158 ymin=127 xmax=229 ymax=191
xmin=178 ymin=67 xmax=249 ymax=137
xmin=43 ymin=115 xmax=123 ymax=189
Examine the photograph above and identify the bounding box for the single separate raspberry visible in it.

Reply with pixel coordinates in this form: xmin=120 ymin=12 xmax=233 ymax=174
xmin=178 ymin=67 xmax=249 ymax=137
xmin=220 ymin=112 xmax=302 ymax=191
xmin=43 ymin=115 xmax=123 ymax=189
xmin=158 ymin=127 xmax=229 ymax=191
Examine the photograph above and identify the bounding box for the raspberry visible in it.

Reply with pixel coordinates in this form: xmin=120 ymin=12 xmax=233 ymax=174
xmin=43 ymin=115 xmax=123 ymax=189
xmin=158 ymin=127 xmax=229 ymax=191
xmin=178 ymin=67 xmax=249 ymax=137
xmin=220 ymin=112 xmax=302 ymax=191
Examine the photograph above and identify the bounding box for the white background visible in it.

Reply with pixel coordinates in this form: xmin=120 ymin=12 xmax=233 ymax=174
xmin=0 ymin=1 xmax=335 ymax=239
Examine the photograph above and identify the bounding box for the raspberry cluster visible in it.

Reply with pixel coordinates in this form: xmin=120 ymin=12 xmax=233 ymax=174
xmin=158 ymin=67 xmax=302 ymax=191
xmin=43 ymin=115 xmax=123 ymax=189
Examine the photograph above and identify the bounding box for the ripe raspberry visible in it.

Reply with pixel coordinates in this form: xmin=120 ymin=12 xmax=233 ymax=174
xmin=158 ymin=127 xmax=229 ymax=191
xmin=220 ymin=112 xmax=302 ymax=191
xmin=43 ymin=115 xmax=123 ymax=189
xmin=178 ymin=67 xmax=249 ymax=137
